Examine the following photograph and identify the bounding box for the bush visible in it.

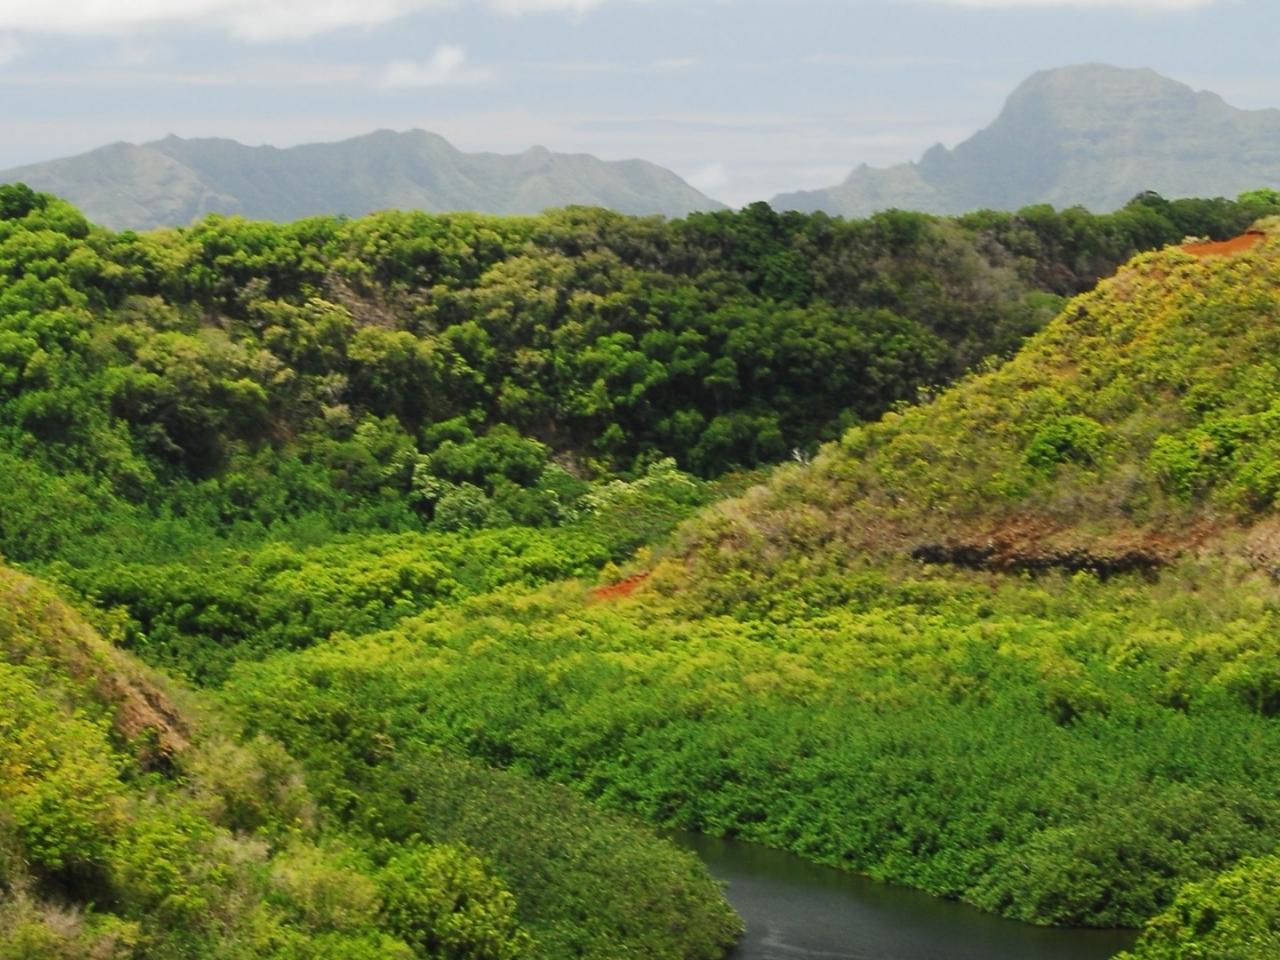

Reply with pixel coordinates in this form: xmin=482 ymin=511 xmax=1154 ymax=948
xmin=378 ymin=845 xmax=530 ymax=960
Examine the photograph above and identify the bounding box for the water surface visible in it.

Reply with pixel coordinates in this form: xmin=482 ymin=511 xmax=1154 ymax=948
xmin=677 ymin=833 xmax=1137 ymax=960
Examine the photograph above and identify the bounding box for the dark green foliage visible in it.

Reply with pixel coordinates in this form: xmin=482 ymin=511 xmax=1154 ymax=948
xmin=1024 ymin=415 xmax=1110 ymax=472
xmin=1 ymin=185 xmax=1273 ymax=576
xmin=0 ymin=183 xmax=44 ymax=222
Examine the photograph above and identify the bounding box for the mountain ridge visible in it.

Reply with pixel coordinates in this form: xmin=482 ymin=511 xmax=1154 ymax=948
xmin=0 ymin=128 xmax=726 ymax=229
xmin=775 ymin=64 xmax=1280 ymax=216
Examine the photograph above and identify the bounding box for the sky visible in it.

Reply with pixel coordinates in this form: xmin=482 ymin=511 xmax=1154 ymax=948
xmin=1 ymin=0 xmax=1278 ymax=206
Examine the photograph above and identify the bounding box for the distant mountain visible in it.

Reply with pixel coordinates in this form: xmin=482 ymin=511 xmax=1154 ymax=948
xmin=0 ymin=130 xmax=725 ymax=229
xmin=774 ymin=64 xmax=1280 ymax=216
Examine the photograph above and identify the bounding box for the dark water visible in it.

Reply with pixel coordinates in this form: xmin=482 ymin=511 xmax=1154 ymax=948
xmin=676 ymin=834 xmax=1138 ymax=960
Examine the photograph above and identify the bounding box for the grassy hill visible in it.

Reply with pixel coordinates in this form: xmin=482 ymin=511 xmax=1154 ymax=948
xmin=684 ymin=221 xmax=1280 ymax=574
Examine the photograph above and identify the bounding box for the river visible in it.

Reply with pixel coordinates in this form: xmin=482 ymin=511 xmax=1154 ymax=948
xmin=677 ymin=834 xmax=1138 ymax=960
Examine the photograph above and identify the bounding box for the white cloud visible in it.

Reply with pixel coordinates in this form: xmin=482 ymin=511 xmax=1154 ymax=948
xmin=0 ymin=0 xmax=430 ymax=41
xmin=929 ymin=0 xmax=1218 ymax=9
xmin=380 ymin=45 xmax=494 ymax=87
xmin=0 ymin=0 xmax=646 ymax=42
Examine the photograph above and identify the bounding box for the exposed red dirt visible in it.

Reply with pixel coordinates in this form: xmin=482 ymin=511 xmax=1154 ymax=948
xmin=1181 ymin=230 xmax=1266 ymax=258
xmin=591 ymin=571 xmax=651 ymax=602
xmin=908 ymin=514 xmax=1221 ymax=578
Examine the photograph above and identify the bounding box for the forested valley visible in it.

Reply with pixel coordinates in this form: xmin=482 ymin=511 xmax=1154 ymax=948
xmin=2 ymin=181 xmax=1280 ymax=959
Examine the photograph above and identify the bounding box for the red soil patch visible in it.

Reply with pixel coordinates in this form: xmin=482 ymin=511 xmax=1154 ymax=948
xmin=1181 ymin=230 xmax=1266 ymax=258
xmin=909 ymin=514 xmax=1221 ymax=578
xmin=591 ymin=571 xmax=651 ymax=602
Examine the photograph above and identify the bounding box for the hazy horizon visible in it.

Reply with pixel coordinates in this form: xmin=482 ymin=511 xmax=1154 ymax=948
xmin=2 ymin=0 xmax=1279 ymax=207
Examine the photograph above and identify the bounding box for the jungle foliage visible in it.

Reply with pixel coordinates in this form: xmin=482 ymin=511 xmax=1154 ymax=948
xmin=1 ymin=182 xmax=1277 ymax=572
xmin=0 ymin=564 xmax=740 ymax=960
xmin=226 ymin=224 xmax=1280 ymax=954
xmin=5 ymin=188 xmax=1280 ymax=960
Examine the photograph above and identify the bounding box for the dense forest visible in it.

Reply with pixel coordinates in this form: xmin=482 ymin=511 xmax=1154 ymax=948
xmin=3 ymin=180 xmax=1278 ymax=567
xmin=2 ymin=184 xmax=1280 ymax=959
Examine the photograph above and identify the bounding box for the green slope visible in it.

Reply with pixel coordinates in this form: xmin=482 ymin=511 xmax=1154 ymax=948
xmin=0 ymin=558 xmax=742 ymax=960
xmin=684 ymin=220 xmax=1280 ymax=571
xmin=223 ymin=225 xmax=1280 ymax=958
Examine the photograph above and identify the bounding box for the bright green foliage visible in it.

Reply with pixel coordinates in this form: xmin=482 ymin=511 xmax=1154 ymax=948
xmin=0 ymin=566 xmax=411 ymax=958
xmin=0 ymin=564 xmax=738 ymax=960
xmin=7 ymin=191 xmax=1280 ymax=960
xmin=228 ymin=566 xmax=1280 ymax=931
xmin=49 ymin=467 xmax=716 ymax=682
xmin=377 ymin=845 xmax=530 ymax=960
xmin=1117 ymin=856 xmax=1280 ymax=960
xmin=0 ymin=666 xmax=122 ymax=872
xmin=224 ymin=634 xmax=742 ymax=960
xmin=219 ymin=224 xmax=1280 ymax=952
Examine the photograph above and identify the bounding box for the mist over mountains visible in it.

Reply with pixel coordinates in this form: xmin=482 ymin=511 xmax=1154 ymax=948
xmin=773 ymin=64 xmax=1280 ymax=216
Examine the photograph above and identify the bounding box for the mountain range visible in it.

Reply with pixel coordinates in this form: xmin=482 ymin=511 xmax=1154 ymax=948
xmin=5 ymin=64 xmax=1280 ymax=228
xmin=774 ymin=64 xmax=1280 ymax=216
xmin=0 ymin=129 xmax=724 ymax=230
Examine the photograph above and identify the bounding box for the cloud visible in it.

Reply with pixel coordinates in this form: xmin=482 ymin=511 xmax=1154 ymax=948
xmin=0 ymin=0 xmax=646 ymax=42
xmin=380 ymin=45 xmax=494 ymax=87
xmin=928 ymin=0 xmax=1218 ymax=9
xmin=0 ymin=33 xmax=20 ymax=63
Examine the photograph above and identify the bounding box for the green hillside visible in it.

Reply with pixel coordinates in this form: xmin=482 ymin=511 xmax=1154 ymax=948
xmin=2 ymin=181 xmax=1275 ymax=577
xmin=4 ymin=188 xmax=1280 ymax=959
xmin=686 ymin=219 xmax=1280 ymax=570
xmin=0 ymin=560 xmax=740 ymax=960
xmin=225 ymin=224 xmax=1280 ymax=954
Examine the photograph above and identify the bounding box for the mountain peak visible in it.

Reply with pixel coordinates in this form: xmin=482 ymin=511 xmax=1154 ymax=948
xmin=997 ymin=63 xmax=1201 ymax=126
xmin=774 ymin=64 xmax=1280 ymax=217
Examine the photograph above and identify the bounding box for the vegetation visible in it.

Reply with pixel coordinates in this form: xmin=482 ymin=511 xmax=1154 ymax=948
xmin=1117 ymin=856 xmax=1280 ymax=960
xmin=4 ymin=187 xmax=1280 ymax=958
xmin=2 ymin=181 xmax=1277 ymax=575
xmin=0 ymin=563 xmax=740 ymax=960
xmin=226 ymin=220 xmax=1280 ymax=947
